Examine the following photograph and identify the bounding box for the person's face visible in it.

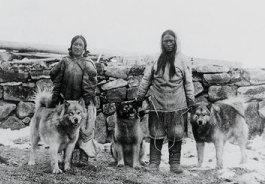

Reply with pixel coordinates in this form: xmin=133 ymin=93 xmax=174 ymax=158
xmin=71 ymin=38 xmax=85 ymax=57
xmin=162 ymin=34 xmax=175 ymax=52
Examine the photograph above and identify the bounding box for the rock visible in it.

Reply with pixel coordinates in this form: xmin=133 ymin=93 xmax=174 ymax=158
xmin=22 ymin=83 xmax=35 ymax=88
xmin=16 ymin=101 xmax=35 ymax=119
xmin=127 ymin=87 xmax=138 ymax=100
xmin=95 ymin=96 xmax=101 ymax=109
xmin=102 ymin=103 xmax=116 ymax=116
xmin=194 ymin=65 xmax=230 ymax=73
xmin=101 ymin=79 xmax=128 ymax=91
xmin=106 ymin=87 xmax=127 ymax=102
xmin=127 ymin=75 xmax=142 ymax=88
xmin=246 ymin=68 xmax=265 ymax=85
xmin=245 ymin=102 xmax=265 ymax=137
xmin=238 ymin=85 xmax=265 ymax=98
xmin=193 ymin=82 xmax=204 ymax=96
xmin=22 ymin=117 xmax=31 ymax=125
xmin=105 ymin=65 xmax=130 ymax=79
xmin=0 ymin=52 xmax=13 ymax=61
xmin=36 ymin=79 xmax=53 ymax=90
xmin=208 ymin=86 xmax=237 ymax=101
xmin=0 ymin=68 xmax=29 ymax=83
xmin=29 ymin=70 xmax=50 ymax=80
xmin=203 ymin=73 xmax=231 ymax=85
xmin=0 ymin=116 xmax=25 ymax=130
xmin=0 ymin=101 xmax=16 ymax=120
xmin=3 ymin=85 xmax=35 ymax=101
xmin=229 ymin=68 xmax=251 ymax=86
xmin=129 ymin=65 xmax=145 ymax=76
xmin=95 ymin=112 xmax=107 ymax=144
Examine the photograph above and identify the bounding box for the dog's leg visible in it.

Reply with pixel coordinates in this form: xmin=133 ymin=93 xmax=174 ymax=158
xmin=28 ymin=119 xmax=40 ymax=166
xmin=237 ymin=121 xmax=248 ymax=164
xmin=50 ymin=143 xmax=62 ymax=174
xmin=116 ymin=143 xmax=125 ymax=167
xmin=214 ymin=137 xmax=225 ymax=169
xmin=196 ymin=142 xmax=205 ymax=167
xmin=132 ymin=143 xmax=141 ymax=169
xmin=139 ymin=140 xmax=147 ymax=166
xmin=64 ymin=142 xmax=76 ymax=171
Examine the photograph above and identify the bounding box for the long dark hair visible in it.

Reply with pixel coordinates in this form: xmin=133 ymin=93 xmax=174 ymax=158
xmin=156 ymin=30 xmax=177 ymax=79
xmin=68 ymin=35 xmax=90 ymax=57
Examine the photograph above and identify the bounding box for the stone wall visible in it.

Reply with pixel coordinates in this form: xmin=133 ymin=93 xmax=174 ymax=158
xmin=0 ymin=51 xmax=265 ymax=143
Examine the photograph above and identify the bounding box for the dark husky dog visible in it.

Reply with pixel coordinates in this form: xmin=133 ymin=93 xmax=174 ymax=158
xmin=28 ymin=89 xmax=86 ymax=174
xmin=111 ymin=100 xmax=146 ymax=169
xmin=190 ymin=98 xmax=249 ymax=169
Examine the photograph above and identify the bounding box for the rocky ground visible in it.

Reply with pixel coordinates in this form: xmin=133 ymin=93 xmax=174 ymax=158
xmin=0 ymin=127 xmax=265 ymax=184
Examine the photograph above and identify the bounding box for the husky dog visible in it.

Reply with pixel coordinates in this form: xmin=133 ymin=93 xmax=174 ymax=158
xmin=111 ymin=100 xmax=146 ymax=169
xmin=28 ymin=89 xmax=86 ymax=174
xmin=190 ymin=98 xmax=249 ymax=169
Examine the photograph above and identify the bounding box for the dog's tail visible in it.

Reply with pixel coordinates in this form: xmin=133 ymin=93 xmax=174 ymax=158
xmin=33 ymin=87 xmax=53 ymax=111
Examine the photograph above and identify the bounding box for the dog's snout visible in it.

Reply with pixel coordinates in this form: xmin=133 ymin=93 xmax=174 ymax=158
xmin=73 ymin=118 xmax=78 ymax=124
xmin=198 ymin=120 xmax=203 ymax=125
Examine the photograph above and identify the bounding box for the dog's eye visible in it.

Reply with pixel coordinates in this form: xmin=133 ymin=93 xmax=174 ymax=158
xmin=77 ymin=112 xmax=81 ymax=115
xmin=70 ymin=112 xmax=74 ymax=116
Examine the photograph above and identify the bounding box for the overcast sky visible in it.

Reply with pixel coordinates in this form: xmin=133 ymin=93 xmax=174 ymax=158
xmin=0 ymin=0 xmax=265 ymax=68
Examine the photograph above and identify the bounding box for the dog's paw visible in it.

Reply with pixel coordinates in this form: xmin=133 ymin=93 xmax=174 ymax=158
xmin=140 ymin=160 xmax=148 ymax=166
xmin=28 ymin=160 xmax=35 ymax=166
xmin=133 ymin=164 xmax=141 ymax=170
xmin=52 ymin=168 xmax=63 ymax=174
xmin=117 ymin=163 xmax=125 ymax=167
xmin=64 ymin=166 xmax=71 ymax=171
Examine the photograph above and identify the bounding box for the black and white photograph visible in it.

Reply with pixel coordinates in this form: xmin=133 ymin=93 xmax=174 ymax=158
xmin=0 ymin=0 xmax=265 ymax=183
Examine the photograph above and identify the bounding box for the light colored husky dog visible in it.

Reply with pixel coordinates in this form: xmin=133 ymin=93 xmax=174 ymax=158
xmin=28 ymin=89 xmax=86 ymax=174
xmin=190 ymin=97 xmax=249 ymax=169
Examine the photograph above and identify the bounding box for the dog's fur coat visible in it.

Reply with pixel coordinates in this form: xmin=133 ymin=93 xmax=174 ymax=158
xmin=111 ymin=100 xmax=146 ymax=169
xmin=28 ymin=89 xmax=86 ymax=174
xmin=190 ymin=97 xmax=249 ymax=169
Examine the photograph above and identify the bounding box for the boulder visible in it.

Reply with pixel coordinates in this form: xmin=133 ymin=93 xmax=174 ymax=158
xmin=194 ymin=65 xmax=230 ymax=73
xmin=106 ymin=87 xmax=127 ymax=102
xmin=106 ymin=113 xmax=116 ymax=131
xmin=0 ymin=101 xmax=16 ymax=120
xmin=245 ymin=68 xmax=265 ymax=85
xmin=29 ymin=70 xmax=50 ymax=80
xmin=101 ymin=79 xmax=128 ymax=91
xmin=208 ymin=86 xmax=237 ymax=101
xmin=0 ymin=52 xmax=13 ymax=61
xmin=238 ymin=85 xmax=265 ymax=98
xmin=129 ymin=65 xmax=145 ymax=76
xmin=0 ymin=116 xmax=25 ymax=130
xmin=0 ymin=86 xmax=3 ymax=99
xmin=0 ymin=69 xmax=29 ymax=83
xmin=22 ymin=117 xmax=31 ymax=125
xmin=203 ymin=73 xmax=231 ymax=85
xmin=105 ymin=65 xmax=130 ymax=79
xmin=3 ymin=85 xmax=35 ymax=101
xmin=16 ymin=101 xmax=35 ymax=119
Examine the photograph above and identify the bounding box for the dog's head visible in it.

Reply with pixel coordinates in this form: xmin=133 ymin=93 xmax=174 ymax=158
xmin=190 ymin=102 xmax=211 ymax=127
xmin=116 ymin=100 xmax=143 ymax=120
xmin=58 ymin=99 xmax=86 ymax=127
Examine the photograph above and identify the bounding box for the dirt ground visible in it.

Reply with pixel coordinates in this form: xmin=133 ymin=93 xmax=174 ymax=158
xmin=1 ymin=134 xmax=265 ymax=184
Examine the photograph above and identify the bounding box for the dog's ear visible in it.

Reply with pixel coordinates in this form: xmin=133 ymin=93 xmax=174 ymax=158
xmin=78 ymin=98 xmax=86 ymax=111
xmin=64 ymin=100 xmax=70 ymax=108
xmin=56 ymin=103 xmax=66 ymax=119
